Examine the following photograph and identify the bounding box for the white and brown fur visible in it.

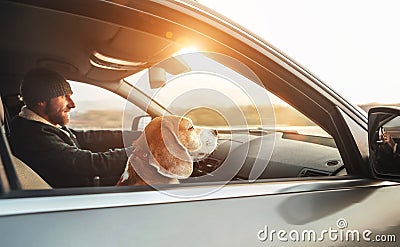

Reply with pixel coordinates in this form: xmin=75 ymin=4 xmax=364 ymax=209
xmin=116 ymin=116 xmax=218 ymax=186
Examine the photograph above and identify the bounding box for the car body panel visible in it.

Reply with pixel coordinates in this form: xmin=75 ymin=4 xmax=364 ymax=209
xmin=0 ymin=180 xmax=399 ymax=246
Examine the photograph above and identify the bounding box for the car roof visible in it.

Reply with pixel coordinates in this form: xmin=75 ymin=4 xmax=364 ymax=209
xmin=0 ymin=0 xmax=182 ymax=94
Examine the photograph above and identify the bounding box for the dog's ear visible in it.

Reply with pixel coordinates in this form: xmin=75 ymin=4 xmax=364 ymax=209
xmin=150 ymin=117 xmax=193 ymax=179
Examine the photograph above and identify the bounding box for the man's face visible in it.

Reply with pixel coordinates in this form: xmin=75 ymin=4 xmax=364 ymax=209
xmin=45 ymin=94 xmax=76 ymax=126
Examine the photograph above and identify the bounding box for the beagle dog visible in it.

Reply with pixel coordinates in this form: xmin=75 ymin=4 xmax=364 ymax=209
xmin=116 ymin=116 xmax=218 ymax=186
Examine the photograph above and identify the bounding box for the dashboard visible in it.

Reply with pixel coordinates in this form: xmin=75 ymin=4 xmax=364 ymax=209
xmin=189 ymin=130 xmax=343 ymax=182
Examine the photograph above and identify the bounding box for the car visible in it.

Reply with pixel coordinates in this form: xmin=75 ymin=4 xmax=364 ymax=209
xmin=0 ymin=0 xmax=399 ymax=246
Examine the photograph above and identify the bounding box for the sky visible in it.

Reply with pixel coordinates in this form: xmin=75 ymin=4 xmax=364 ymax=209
xmin=198 ymin=0 xmax=400 ymax=104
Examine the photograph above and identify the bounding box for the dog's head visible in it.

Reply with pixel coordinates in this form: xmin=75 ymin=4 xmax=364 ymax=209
xmin=135 ymin=115 xmax=218 ymax=179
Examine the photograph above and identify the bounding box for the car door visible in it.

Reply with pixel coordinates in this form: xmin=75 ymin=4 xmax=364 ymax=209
xmin=1 ymin=164 xmax=399 ymax=246
xmin=1 ymin=0 xmax=399 ymax=246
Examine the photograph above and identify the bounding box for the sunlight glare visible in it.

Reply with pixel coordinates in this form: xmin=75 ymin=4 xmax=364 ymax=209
xmin=176 ymin=47 xmax=199 ymax=55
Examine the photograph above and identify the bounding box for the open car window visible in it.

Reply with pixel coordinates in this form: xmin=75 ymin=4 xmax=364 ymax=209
xmin=7 ymin=54 xmax=346 ymax=193
xmin=67 ymin=77 xmax=343 ymax=188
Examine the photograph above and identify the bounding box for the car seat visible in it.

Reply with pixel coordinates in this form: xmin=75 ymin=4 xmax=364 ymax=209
xmin=0 ymin=97 xmax=51 ymax=190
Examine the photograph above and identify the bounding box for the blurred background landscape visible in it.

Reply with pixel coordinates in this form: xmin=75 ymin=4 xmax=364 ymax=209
xmin=69 ymin=99 xmax=399 ymax=131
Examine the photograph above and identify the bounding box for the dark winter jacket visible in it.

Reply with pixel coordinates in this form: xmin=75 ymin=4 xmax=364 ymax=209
xmin=9 ymin=116 xmax=135 ymax=188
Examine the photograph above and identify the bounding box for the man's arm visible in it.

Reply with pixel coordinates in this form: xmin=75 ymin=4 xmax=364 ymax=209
xmin=394 ymin=139 xmax=400 ymax=156
xmin=72 ymin=129 xmax=141 ymax=152
xmin=10 ymin=117 xmax=133 ymax=187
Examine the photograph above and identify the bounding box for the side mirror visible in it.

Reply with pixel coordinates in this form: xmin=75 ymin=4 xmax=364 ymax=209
xmin=368 ymin=107 xmax=400 ymax=179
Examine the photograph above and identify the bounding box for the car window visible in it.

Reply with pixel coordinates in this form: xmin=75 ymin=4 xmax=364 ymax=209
xmin=68 ymin=82 xmax=146 ymax=130
xmin=7 ymin=54 xmax=345 ymax=193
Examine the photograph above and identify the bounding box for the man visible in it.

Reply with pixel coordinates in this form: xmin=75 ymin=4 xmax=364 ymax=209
xmin=9 ymin=68 xmax=134 ymax=188
xmin=382 ymin=131 xmax=400 ymax=156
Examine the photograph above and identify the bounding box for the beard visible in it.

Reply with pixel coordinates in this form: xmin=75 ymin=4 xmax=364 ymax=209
xmin=45 ymin=100 xmax=70 ymax=126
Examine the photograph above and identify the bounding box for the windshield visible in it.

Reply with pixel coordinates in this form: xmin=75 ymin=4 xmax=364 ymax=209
xmin=125 ymin=51 xmax=330 ymax=137
xmin=126 ymin=52 xmax=271 ymax=129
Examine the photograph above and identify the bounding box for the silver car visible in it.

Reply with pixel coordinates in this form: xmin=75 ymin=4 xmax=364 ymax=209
xmin=0 ymin=0 xmax=399 ymax=246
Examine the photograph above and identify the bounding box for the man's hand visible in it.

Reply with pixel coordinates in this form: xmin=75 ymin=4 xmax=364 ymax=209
xmin=382 ymin=131 xmax=396 ymax=150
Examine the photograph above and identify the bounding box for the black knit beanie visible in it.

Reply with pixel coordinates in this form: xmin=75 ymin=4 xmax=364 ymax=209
xmin=21 ymin=68 xmax=73 ymax=105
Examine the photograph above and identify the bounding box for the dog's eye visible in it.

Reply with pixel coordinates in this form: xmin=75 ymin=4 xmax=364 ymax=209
xmin=188 ymin=126 xmax=194 ymax=131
